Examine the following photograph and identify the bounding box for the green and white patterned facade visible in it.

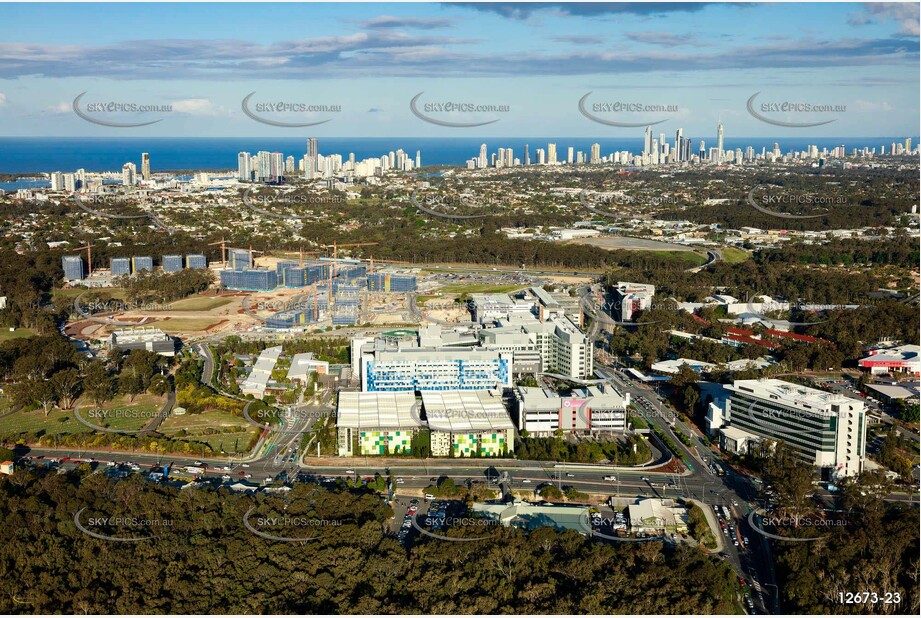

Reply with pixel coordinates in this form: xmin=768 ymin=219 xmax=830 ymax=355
xmin=359 ymin=430 xmax=413 ymax=455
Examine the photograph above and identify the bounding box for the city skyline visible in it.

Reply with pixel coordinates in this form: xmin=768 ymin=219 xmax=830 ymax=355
xmin=0 ymin=2 xmax=917 ymax=137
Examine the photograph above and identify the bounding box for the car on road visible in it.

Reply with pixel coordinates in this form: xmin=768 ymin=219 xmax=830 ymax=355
xmin=221 ymin=466 xmax=231 ymax=471
xmin=565 ymin=473 xmax=575 ymax=477
xmin=521 ymin=479 xmax=531 ymax=483
xmin=395 ymin=478 xmax=405 ymax=484
xmin=244 ymin=473 xmax=252 ymax=479
xmin=345 ymin=469 xmax=355 ymax=474
xmin=641 ymin=476 xmax=649 ymax=481
xmin=424 ymin=494 xmax=435 ymax=500
xmin=241 ymin=464 xmax=250 ymax=468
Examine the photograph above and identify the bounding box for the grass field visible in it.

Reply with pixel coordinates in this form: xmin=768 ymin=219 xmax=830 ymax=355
xmin=0 ymin=393 xmax=167 ymax=437
xmin=53 ymin=287 xmax=128 ymax=301
xmin=0 ymin=407 xmax=91 ymax=437
xmin=0 ymin=327 xmax=36 ymax=343
xmin=145 ymin=317 xmax=224 ymax=333
xmin=77 ymin=393 xmax=166 ymax=432
xmin=438 ymin=283 xmax=525 ymax=294
xmin=159 ymin=409 xmax=257 ymax=455
xmin=157 ymin=295 xmax=235 ymax=312
xmin=721 ymin=247 xmax=751 ymax=264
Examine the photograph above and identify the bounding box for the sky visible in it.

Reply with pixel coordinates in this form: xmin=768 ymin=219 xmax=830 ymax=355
xmin=0 ymin=1 xmax=918 ymax=138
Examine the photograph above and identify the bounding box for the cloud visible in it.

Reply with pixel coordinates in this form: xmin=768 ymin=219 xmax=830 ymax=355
xmin=0 ymin=32 xmax=915 ymax=81
xmin=550 ymin=34 xmax=607 ymax=45
xmin=0 ymin=92 xmax=6 ymax=106
xmin=367 ymin=107 xmax=383 ymax=112
xmin=448 ymin=2 xmax=719 ymax=19
xmin=170 ymin=98 xmax=226 ymax=115
xmin=854 ymin=99 xmax=893 ymax=112
xmin=45 ymin=101 xmax=70 ymax=114
xmin=357 ymin=16 xmax=453 ymax=30
xmin=625 ymin=31 xmax=713 ymax=47
xmin=849 ymin=2 xmax=919 ymax=36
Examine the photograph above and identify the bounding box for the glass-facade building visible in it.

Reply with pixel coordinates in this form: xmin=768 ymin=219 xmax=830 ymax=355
xmin=132 ymin=256 xmax=153 ymax=272
xmin=228 ymin=249 xmax=253 ymax=270
xmin=367 ymin=273 xmax=417 ymax=292
xmin=162 ymin=255 xmax=183 ymax=272
xmin=265 ymin=307 xmax=318 ymax=329
xmin=219 ymin=268 xmax=277 ymax=291
xmin=62 ymin=255 xmax=84 ymax=281
xmin=110 ymin=258 xmax=131 ymax=276
xmin=186 ymin=254 xmax=207 ymax=269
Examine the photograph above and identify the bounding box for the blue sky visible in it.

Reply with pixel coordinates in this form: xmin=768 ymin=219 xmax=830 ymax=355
xmin=0 ymin=2 xmax=917 ymax=137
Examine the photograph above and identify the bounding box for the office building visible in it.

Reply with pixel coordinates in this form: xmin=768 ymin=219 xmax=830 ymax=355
xmin=265 ymin=307 xmax=319 ymax=330
xmin=132 ymin=256 xmax=153 ymax=273
xmin=613 ymin=281 xmax=655 ymax=322
xmin=110 ymin=257 xmax=131 ymax=276
xmin=220 ymin=268 xmax=277 ymax=292
xmin=62 ymin=255 xmax=84 ymax=281
xmin=723 ymin=379 xmax=867 ymax=478
xmin=367 ymin=273 xmax=416 ymax=292
xmin=240 ymin=346 xmax=282 ymax=399
xmin=186 ymin=254 xmax=207 ymax=269
xmin=162 ymin=255 xmax=183 ymax=272
xmin=336 ymin=391 xmax=423 ymax=456
xmin=286 ymin=353 xmax=329 ymax=383
xmin=141 ymin=153 xmax=151 ymax=180
xmin=228 ymin=248 xmax=253 ymax=270
xmin=515 ymin=384 xmax=629 ymax=435
xmin=109 ymin=327 xmax=177 ymax=357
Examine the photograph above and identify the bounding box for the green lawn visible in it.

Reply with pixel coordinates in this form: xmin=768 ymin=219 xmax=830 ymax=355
xmin=0 ymin=393 xmax=167 ymax=437
xmin=159 ymin=409 xmax=257 ymax=455
xmin=720 ymin=247 xmax=751 ymax=264
xmin=158 ymin=295 xmax=234 ymax=312
xmin=438 ymin=283 xmax=526 ymax=294
xmin=0 ymin=328 xmax=36 ymax=343
xmin=77 ymin=393 xmax=166 ymax=432
xmin=145 ymin=317 xmax=224 ymax=333
xmin=53 ymin=287 xmax=128 ymax=301
xmin=0 ymin=407 xmax=92 ymax=438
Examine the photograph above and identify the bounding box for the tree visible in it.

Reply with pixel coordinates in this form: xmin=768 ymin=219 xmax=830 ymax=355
xmin=83 ymin=360 xmax=114 ymax=407
xmin=761 ymin=442 xmax=816 ymax=521
xmin=50 ymin=368 xmax=82 ymax=410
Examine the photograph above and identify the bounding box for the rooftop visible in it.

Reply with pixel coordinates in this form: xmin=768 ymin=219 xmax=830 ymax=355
xmin=336 ymin=391 xmax=422 ymax=429
xmin=422 ymin=390 xmax=515 ymax=433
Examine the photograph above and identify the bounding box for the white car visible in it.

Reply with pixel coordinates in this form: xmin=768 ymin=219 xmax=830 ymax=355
xmin=395 ymin=478 xmax=405 ymax=484
xmin=241 ymin=464 xmax=250 ymax=468
xmin=221 ymin=466 xmax=231 ymax=471
xmin=522 ymin=479 xmax=532 ymax=484
xmin=345 ymin=469 xmax=356 ymax=474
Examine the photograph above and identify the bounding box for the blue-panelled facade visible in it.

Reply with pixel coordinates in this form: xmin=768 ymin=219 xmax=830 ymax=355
xmin=364 ymin=356 xmax=510 ymax=392
xmin=332 ymin=309 xmax=358 ymax=325
xmin=367 ymin=273 xmax=417 ymax=292
xmin=228 ymin=249 xmax=253 ymax=270
xmin=220 ymin=268 xmax=277 ymax=291
xmin=162 ymin=255 xmax=184 ymax=272
xmin=276 ymin=262 xmax=331 ymax=287
xmin=110 ymin=258 xmax=131 ymax=276
xmin=265 ymin=307 xmax=319 ymax=329
xmin=186 ymin=254 xmax=207 ymax=269
xmin=132 ymin=256 xmax=153 ymax=272
xmin=62 ymin=255 xmax=84 ymax=280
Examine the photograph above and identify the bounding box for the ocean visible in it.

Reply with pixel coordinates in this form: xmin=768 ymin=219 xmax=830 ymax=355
xmin=0 ymin=136 xmax=914 ymax=178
